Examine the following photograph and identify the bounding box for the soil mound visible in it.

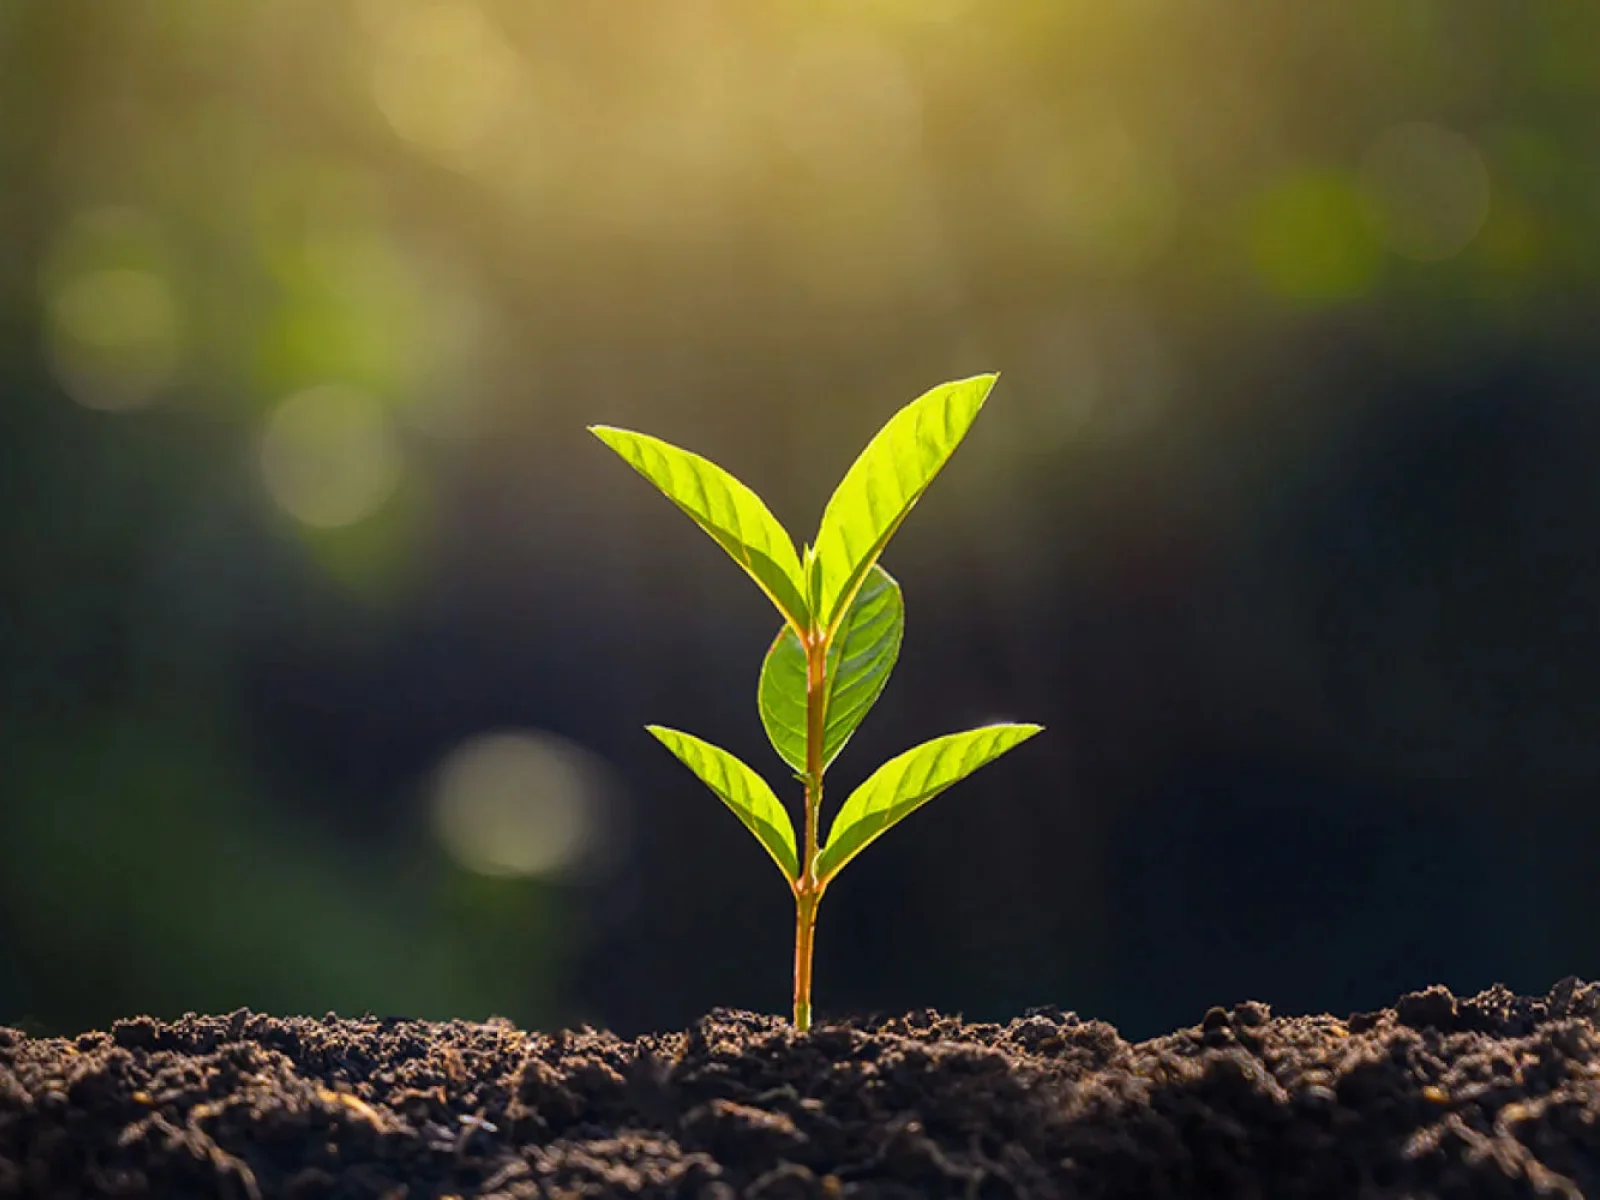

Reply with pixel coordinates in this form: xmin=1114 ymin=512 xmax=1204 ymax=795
xmin=4 ymin=980 xmax=1600 ymax=1198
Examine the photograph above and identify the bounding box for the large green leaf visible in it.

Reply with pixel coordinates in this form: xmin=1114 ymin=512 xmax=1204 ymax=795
xmin=758 ymin=564 xmax=904 ymax=775
xmin=646 ymin=726 xmax=799 ymax=882
xmin=591 ymin=426 xmax=809 ymax=632
xmin=810 ymin=374 xmax=997 ymax=632
xmin=814 ymin=723 xmax=1041 ymax=884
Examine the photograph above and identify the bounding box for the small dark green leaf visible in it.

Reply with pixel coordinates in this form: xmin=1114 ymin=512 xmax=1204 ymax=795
xmin=810 ymin=374 xmax=996 ymax=632
xmin=590 ymin=426 xmax=809 ymax=633
xmin=814 ymin=723 xmax=1041 ymax=884
xmin=758 ymin=564 xmax=904 ymax=775
xmin=647 ymin=726 xmax=799 ymax=882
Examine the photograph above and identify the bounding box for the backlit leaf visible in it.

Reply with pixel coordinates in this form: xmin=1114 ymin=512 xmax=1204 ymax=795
xmin=814 ymin=723 xmax=1041 ymax=884
xmin=591 ymin=426 xmax=808 ymax=632
xmin=647 ymin=726 xmax=799 ymax=882
xmin=758 ymin=564 xmax=904 ymax=775
xmin=810 ymin=374 xmax=996 ymax=632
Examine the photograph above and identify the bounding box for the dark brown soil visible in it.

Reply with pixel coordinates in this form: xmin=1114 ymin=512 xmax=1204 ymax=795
xmin=4 ymin=980 xmax=1600 ymax=1199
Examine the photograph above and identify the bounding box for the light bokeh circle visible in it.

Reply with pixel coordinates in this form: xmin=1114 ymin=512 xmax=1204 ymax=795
xmin=1360 ymin=122 xmax=1492 ymax=262
xmin=431 ymin=730 xmax=613 ymax=880
xmin=259 ymin=384 xmax=403 ymax=529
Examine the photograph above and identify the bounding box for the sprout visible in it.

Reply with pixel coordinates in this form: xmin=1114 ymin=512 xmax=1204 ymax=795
xmin=591 ymin=374 xmax=1041 ymax=1029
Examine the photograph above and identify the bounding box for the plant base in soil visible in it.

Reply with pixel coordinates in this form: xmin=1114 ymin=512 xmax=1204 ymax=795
xmin=4 ymin=980 xmax=1600 ymax=1198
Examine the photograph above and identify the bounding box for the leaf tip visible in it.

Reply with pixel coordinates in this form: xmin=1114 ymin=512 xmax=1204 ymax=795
xmin=976 ymin=721 xmax=1043 ymax=746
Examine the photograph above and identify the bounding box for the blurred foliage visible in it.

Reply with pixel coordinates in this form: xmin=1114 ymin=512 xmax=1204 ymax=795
xmin=2 ymin=0 xmax=1600 ymax=1036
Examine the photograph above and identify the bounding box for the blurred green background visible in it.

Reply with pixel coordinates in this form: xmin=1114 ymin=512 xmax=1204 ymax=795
xmin=3 ymin=0 xmax=1599 ymax=1038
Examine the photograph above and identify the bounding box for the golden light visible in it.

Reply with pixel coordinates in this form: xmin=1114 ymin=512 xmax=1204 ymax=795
xmin=430 ymin=731 xmax=611 ymax=879
xmin=765 ymin=34 xmax=948 ymax=307
xmin=258 ymin=384 xmax=403 ymax=528
xmin=366 ymin=0 xmax=523 ymax=166
xmin=1360 ymin=122 xmax=1492 ymax=262
xmin=772 ymin=35 xmax=924 ymax=173
xmin=859 ymin=0 xmax=976 ymax=22
xmin=1009 ymin=121 xmax=1179 ymax=278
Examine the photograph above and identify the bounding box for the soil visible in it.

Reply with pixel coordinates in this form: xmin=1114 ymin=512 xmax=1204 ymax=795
xmin=3 ymin=980 xmax=1600 ymax=1199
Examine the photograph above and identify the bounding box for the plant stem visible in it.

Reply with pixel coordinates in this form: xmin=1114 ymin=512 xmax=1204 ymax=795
xmin=792 ymin=889 xmax=818 ymax=1031
xmin=793 ymin=632 xmax=829 ymax=1031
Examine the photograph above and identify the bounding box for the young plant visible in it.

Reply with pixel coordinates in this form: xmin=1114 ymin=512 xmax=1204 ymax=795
xmin=590 ymin=374 xmax=1041 ymax=1030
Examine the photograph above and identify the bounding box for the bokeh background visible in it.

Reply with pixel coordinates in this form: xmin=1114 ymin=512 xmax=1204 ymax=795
xmin=3 ymin=0 xmax=1599 ymax=1041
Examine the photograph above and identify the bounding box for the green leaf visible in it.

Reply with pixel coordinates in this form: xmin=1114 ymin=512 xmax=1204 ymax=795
xmin=591 ymin=426 xmax=809 ymax=632
xmin=814 ymin=723 xmax=1041 ymax=884
xmin=758 ymin=564 xmax=905 ymax=775
xmin=810 ymin=374 xmax=997 ymax=632
xmin=647 ymin=726 xmax=799 ymax=882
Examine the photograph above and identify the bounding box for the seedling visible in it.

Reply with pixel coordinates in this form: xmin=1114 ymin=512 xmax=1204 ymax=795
xmin=590 ymin=375 xmax=1041 ymax=1030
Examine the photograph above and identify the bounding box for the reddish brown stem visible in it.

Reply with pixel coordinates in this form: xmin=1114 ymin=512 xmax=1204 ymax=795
xmin=792 ymin=631 xmax=829 ymax=1030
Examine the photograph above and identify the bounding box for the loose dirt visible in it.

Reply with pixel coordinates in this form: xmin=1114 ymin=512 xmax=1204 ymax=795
xmin=4 ymin=980 xmax=1599 ymax=1198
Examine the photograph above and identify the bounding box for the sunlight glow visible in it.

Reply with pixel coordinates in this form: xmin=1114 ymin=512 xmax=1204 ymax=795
xmin=46 ymin=267 xmax=183 ymax=412
xmin=1010 ymin=121 xmax=1178 ymax=277
xmin=774 ymin=36 xmax=923 ymax=172
xmin=431 ymin=731 xmax=609 ymax=879
xmin=259 ymin=384 xmax=403 ymax=528
xmin=41 ymin=208 xmax=184 ymax=413
xmin=368 ymin=0 xmax=523 ymax=164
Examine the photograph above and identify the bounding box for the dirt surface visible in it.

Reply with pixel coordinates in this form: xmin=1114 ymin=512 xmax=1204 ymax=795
xmin=3 ymin=980 xmax=1600 ymax=1199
